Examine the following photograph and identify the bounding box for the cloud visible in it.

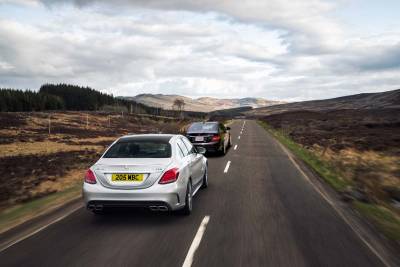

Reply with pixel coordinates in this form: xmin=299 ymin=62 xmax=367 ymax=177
xmin=39 ymin=0 xmax=343 ymax=55
xmin=345 ymin=43 xmax=400 ymax=71
xmin=0 ymin=0 xmax=399 ymax=100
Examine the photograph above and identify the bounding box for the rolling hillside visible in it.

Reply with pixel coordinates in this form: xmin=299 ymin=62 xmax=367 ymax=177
xmin=248 ymin=89 xmax=400 ymax=116
xmin=123 ymin=94 xmax=285 ymax=112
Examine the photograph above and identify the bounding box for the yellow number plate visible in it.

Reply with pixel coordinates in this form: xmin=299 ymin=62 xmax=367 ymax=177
xmin=112 ymin=173 xmax=144 ymax=182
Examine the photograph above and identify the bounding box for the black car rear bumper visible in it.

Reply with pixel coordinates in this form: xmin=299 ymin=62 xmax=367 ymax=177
xmin=193 ymin=141 xmax=221 ymax=152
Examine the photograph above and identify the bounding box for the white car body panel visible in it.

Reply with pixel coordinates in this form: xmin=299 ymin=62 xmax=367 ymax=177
xmin=83 ymin=134 xmax=207 ymax=212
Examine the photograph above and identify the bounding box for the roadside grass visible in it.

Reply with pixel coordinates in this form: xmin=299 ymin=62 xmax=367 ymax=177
xmin=224 ymin=119 xmax=234 ymax=126
xmin=258 ymin=120 xmax=400 ymax=242
xmin=354 ymin=201 xmax=400 ymax=241
xmin=258 ymin=121 xmax=350 ymax=191
xmin=0 ymin=111 xmax=195 ymax=235
xmin=0 ymin=182 xmax=81 ymax=234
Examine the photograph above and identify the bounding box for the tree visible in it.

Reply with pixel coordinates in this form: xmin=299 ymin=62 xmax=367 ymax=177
xmin=173 ymin=98 xmax=185 ymax=111
xmin=1 ymin=84 xmax=146 ymax=113
xmin=0 ymin=88 xmax=65 ymax=112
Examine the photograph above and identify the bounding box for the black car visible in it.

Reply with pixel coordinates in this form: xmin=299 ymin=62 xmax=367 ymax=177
xmin=186 ymin=121 xmax=231 ymax=155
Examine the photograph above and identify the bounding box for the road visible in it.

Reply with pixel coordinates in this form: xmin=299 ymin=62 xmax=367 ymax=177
xmin=0 ymin=120 xmax=387 ymax=266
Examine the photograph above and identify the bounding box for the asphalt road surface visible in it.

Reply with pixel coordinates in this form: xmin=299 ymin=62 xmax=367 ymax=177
xmin=0 ymin=120 xmax=387 ymax=267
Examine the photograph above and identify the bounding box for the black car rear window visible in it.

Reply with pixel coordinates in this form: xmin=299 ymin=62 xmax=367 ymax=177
xmin=103 ymin=138 xmax=172 ymax=158
xmin=188 ymin=122 xmax=218 ymax=133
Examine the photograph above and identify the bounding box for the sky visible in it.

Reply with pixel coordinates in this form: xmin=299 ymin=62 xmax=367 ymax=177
xmin=0 ymin=0 xmax=400 ymax=101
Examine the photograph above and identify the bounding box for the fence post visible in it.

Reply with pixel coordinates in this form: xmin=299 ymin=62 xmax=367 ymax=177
xmin=86 ymin=113 xmax=89 ymax=129
xmin=48 ymin=113 xmax=51 ymax=135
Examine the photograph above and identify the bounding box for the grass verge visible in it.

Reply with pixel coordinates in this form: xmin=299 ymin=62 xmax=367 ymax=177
xmin=258 ymin=121 xmax=349 ymax=191
xmin=0 ymin=182 xmax=81 ymax=234
xmin=353 ymin=201 xmax=400 ymax=241
xmin=258 ymin=120 xmax=400 ymax=242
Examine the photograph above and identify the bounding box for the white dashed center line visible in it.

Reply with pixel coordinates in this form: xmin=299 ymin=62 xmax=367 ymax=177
xmin=182 ymin=216 xmax=210 ymax=267
xmin=224 ymin=161 xmax=231 ymax=173
xmin=238 ymin=136 xmax=241 ymax=140
xmin=234 ymin=145 xmax=238 ymax=150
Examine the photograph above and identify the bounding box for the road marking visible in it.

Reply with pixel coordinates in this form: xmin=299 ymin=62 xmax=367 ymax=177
xmin=182 ymin=216 xmax=210 ymax=267
xmin=275 ymin=141 xmax=392 ymax=267
xmin=224 ymin=161 xmax=231 ymax=173
xmin=0 ymin=203 xmax=82 ymax=253
xmin=238 ymin=136 xmax=241 ymax=140
xmin=234 ymin=145 xmax=238 ymax=150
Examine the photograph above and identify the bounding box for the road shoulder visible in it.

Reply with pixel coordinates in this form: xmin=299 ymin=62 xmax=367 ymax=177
xmin=0 ymin=196 xmax=82 ymax=252
xmin=258 ymin=120 xmax=400 ymax=267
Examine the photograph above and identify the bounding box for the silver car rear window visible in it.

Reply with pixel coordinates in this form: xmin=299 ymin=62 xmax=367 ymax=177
xmin=104 ymin=140 xmax=171 ymax=158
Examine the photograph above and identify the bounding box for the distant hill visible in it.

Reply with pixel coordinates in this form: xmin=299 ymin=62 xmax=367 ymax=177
xmin=0 ymin=84 xmax=207 ymax=118
xmin=248 ymin=89 xmax=400 ymax=116
xmin=123 ymin=94 xmax=285 ymax=112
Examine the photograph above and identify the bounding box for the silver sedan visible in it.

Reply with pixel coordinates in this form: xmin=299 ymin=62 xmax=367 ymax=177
xmin=83 ymin=134 xmax=208 ymax=215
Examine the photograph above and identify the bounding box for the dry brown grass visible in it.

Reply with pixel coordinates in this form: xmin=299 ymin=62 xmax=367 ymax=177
xmin=0 ymin=111 xmax=191 ymax=208
xmin=312 ymin=146 xmax=400 ymax=203
xmin=0 ymin=111 xmax=196 ymax=232
xmin=32 ymin=168 xmax=85 ymax=196
xmin=261 ymin=109 xmax=400 ymax=209
xmin=0 ymin=141 xmax=104 ymax=157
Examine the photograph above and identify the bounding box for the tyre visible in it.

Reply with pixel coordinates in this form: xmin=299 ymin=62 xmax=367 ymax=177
xmin=181 ymin=181 xmax=193 ymax=215
xmin=220 ymin=143 xmax=226 ymax=155
xmin=201 ymin=167 xmax=208 ymax=189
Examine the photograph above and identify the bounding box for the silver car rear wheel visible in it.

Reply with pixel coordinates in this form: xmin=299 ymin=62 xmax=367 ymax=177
xmin=201 ymin=167 xmax=208 ymax=189
xmin=181 ymin=181 xmax=192 ymax=215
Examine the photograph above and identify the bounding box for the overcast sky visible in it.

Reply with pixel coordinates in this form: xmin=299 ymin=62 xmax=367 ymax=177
xmin=0 ymin=0 xmax=400 ymax=101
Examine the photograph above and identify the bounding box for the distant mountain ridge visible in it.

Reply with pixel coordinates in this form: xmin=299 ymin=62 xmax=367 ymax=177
xmin=248 ymin=88 xmax=400 ymax=116
xmin=123 ymin=94 xmax=285 ymax=112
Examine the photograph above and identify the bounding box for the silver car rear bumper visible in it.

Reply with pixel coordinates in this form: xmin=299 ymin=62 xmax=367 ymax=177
xmin=83 ymin=181 xmax=187 ymax=211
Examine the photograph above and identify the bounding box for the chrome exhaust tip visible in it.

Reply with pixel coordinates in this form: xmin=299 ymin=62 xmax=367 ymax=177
xmin=158 ymin=206 xmax=168 ymax=211
xmin=149 ymin=206 xmax=168 ymax=211
xmin=149 ymin=206 xmax=159 ymax=211
xmin=94 ymin=205 xmax=103 ymax=211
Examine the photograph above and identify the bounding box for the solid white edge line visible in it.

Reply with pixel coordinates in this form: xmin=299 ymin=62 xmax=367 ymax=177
xmin=234 ymin=145 xmax=238 ymax=150
xmin=0 ymin=204 xmax=83 ymax=253
xmin=224 ymin=161 xmax=231 ymax=173
xmin=276 ymin=141 xmax=391 ymax=267
xmin=182 ymin=216 xmax=210 ymax=267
